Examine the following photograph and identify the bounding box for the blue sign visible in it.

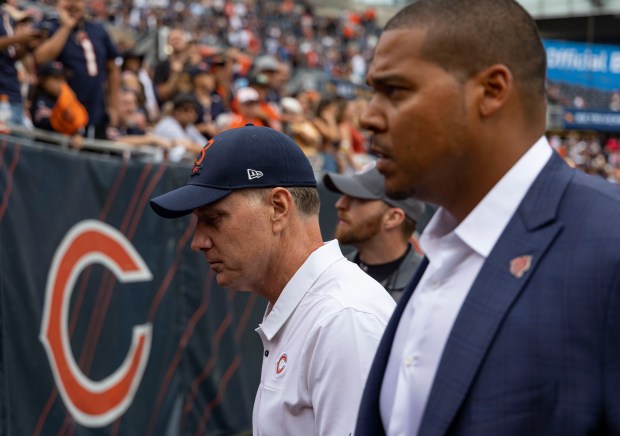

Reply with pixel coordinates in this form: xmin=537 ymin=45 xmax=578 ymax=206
xmin=544 ymin=39 xmax=620 ymax=92
xmin=563 ymin=109 xmax=620 ymax=132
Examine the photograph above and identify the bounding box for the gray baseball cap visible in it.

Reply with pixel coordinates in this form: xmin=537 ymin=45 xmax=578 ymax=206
xmin=323 ymin=164 xmax=425 ymax=222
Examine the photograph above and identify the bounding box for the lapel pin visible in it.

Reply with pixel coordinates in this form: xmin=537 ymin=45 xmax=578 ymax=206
xmin=510 ymin=255 xmax=532 ymax=279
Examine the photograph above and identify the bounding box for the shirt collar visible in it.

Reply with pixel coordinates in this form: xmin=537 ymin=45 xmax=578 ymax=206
xmin=256 ymin=240 xmax=344 ymax=341
xmin=422 ymin=136 xmax=552 ymax=258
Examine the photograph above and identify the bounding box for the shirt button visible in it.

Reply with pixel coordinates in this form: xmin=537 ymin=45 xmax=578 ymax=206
xmin=264 ymin=350 xmax=269 ymax=357
xmin=430 ymin=279 xmax=441 ymax=290
xmin=404 ymin=354 xmax=419 ymax=367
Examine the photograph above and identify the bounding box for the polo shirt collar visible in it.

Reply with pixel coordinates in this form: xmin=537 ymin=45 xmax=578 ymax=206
xmin=257 ymin=240 xmax=343 ymax=341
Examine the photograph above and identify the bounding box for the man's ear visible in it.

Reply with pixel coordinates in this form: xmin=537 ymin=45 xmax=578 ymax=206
xmin=269 ymin=188 xmax=293 ymax=233
xmin=474 ymin=64 xmax=513 ymax=118
xmin=383 ymin=207 xmax=405 ymax=231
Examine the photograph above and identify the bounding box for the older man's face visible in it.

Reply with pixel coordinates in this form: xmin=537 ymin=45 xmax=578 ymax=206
xmin=190 ymin=191 xmax=273 ymax=292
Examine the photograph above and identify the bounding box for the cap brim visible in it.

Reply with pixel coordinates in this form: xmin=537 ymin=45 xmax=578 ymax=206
xmin=150 ymin=184 xmax=233 ymax=219
xmin=322 ymin=173 xmax=380 ymax=200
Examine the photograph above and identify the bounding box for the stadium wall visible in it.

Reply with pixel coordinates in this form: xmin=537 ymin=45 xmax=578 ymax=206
xmin=0 ymin=135 xmax=342 ymax=435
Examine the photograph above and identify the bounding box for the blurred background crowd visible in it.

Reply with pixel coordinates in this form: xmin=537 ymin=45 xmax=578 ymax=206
xmin=1 ymin=0 xmax=620 ymax=182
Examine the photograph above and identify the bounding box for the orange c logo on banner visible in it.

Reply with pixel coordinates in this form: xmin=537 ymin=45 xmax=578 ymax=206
xmin=39 ymin=220 xmax=153 ymax=427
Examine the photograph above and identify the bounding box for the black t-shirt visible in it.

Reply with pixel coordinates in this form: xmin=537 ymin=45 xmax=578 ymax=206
xmin=353 ymin=245 xmax=412 ymax=284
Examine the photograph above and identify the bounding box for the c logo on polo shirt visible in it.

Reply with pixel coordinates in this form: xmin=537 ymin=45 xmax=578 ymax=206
xmin=275 ymin=353 xmax=287 ymax=377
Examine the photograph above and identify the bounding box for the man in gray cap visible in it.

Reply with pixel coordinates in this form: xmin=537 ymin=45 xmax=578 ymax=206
xmin=323 ymin=164 xmax=426 ymax=301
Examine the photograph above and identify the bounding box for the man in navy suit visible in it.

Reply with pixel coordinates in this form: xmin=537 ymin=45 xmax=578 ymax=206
xmin=355 ymin=0 xmax=620 ymax=435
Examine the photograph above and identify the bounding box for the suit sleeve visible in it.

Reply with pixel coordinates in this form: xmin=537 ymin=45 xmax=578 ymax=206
xmin=604 ymin=268 xmax=620 ymax=432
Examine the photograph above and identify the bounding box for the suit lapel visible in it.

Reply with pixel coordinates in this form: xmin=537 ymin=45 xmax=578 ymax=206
xmin=418 ymin=154 xmax=573 ymax=435
xmin=355 ymin=258 xmax=429 ymax=435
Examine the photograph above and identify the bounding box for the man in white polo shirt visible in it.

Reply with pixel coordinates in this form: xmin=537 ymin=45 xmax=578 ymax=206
xmin=150 ymin=125 xmax=395 ymax=435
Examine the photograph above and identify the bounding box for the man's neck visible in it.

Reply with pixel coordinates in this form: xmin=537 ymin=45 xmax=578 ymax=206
xmin=357 ymin=235 xmax=410 ymax=265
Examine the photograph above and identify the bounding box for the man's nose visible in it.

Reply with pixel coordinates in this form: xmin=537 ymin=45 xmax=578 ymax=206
xmin=191 ymin=225 xmax=213 ymax=252
xmin=335 ymin=195 xmax=350 ymax=210
xmin=358 ymin=96 xmax=385 ymax=133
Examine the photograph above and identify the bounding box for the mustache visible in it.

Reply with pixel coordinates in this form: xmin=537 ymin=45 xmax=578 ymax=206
xmin=369 ymin=136 xmax=386 ymax=157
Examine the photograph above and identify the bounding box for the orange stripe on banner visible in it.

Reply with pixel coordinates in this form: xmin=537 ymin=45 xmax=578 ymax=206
xmin=145 ymin=272 xmax=215 ymax=436
xmin=76 ymin=271 xmax=113 ymax=368
xmin=127 ymin=163 xmax=167 ymax=239
xmin=110 ymin=418 xmax=121 ymax=436
xmin=57 ymin=416 xmax=71 ymax=436
xmin=148 ymin=216 xmax=196 ymax=321
xmin=235 ymin=293 xmax=258 ymax=342
xmin=32 ymin=390 xmax=58 ymax=436
xmin=194 ymin=355 xmax=242 ymax=435
xmin=0 ymin=141 xmax=7 ymax=170
xmin=182 ymin=306 xmax=235 ymax=422
xmin=68 ymin=267 xmax=92 ymax=335
xmin=120 ymin=164 xmax=152 ymax=233
xmin=0 ymin=143 xmax=20 ymax=223
xmin=99 ymin=159 xmax=129 ymax=224
xmin=69 ymin=159 xmax=128 ymax=335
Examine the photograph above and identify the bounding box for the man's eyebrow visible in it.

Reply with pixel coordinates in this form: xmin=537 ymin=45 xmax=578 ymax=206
xmin=369 ymin=74 xmax=406 ymax=86
xmin=194 ymin=206 xmax=217 ymax=216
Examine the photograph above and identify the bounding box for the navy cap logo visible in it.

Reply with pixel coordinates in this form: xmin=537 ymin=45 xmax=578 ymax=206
xmin=247 ymin=169 xmax=263 ymax=180
xmin=191 ymin=139 xmax=214 ymax=176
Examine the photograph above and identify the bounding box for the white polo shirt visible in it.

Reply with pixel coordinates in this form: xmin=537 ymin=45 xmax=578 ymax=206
xmin=253 ymin=240 xmax=396 ymax=436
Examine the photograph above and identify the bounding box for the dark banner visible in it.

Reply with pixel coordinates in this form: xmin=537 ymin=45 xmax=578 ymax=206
xmin=0 ymin=136 xmax=344 ymax=435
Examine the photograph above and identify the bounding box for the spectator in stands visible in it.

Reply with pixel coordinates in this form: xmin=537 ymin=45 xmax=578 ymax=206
xmin=150 ymin=125 xmax=395 ymax=436
xmin=188 ymin=61 xmax=220 ymax=139
xmin=251 ymin=54 xmax=281 ymax=103
xmin=208 ymin=50 xmax=235 ymax=111
xmin=107 ymin=87 xmax=146 ymax=137
xmin=312 ymin=97 xmax=341 ymax=173
xmin=119 ymin=70 xmax=148 ymax=120
xmin=227 ymin=86 xmax=266 ymax=129
xmin=107 ymin=87 xmax=175 ymax=154
xmin=288 ymin=116 xmax=326 ymax=180
xmin=247 ymin=73 xmax=281 ymax=130
xmin=336 ymin=98 xmax=367 ymax=173
xmin=152 ymin=92 xmax=205 ymax=161
xmin=324 ymin=165 xmax=425 ymax=301
xmin=34 ymin=0 xmax=121 ymax=139
xmin=121 ymin=50 xmax=159 ymax=122
xmin=0 ymin=2 xmax=43 ymax=125
xmin=29 ymin=60 xmax=88 ymax=144
xmin=153 ymin=27 xmax=191 ymax=104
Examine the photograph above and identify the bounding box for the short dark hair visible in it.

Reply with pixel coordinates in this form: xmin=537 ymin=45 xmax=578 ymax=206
xmin=386 ymin=0 xmax=546 ymax=115
xmin=241 ymin=187 xmax=320 ymax=217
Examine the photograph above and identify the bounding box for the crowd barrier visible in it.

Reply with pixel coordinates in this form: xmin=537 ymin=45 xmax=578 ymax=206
xmin=0 ymin=132 xmax=342 ymax=435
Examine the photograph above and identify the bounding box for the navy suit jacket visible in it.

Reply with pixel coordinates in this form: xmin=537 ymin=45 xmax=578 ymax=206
xmin=355 ymin=153 xmax=620 ymax=436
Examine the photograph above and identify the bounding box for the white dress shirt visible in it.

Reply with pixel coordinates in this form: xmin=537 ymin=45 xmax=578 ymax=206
xmin=253 ymin=240 xmax=395 ymax=436
xmin=380 ymin=137 xmax=553 ymax=436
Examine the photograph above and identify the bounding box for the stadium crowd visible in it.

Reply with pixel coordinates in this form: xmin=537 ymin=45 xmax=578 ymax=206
xmin=1 ymin=0 xmax=619 ymax=181
xmin=1 ymin=0 xmax=379 ymax=176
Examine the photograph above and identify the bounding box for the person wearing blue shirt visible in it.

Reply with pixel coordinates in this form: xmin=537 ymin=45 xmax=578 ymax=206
xmin=34 ymin=0 xmax=120 ymax=139
xmin=0 ymin=3 xmax=43 ymax=125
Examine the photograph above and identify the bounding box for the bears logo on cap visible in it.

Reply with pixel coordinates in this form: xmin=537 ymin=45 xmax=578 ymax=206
xmin=191 ymin=139 xmax=214 ymax=175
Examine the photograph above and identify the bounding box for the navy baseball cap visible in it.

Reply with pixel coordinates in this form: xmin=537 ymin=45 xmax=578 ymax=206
xmin=150 ymin=125 xmax=317 ymax=218
xmin=323 ymin=163 xmax=426 ymax=222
